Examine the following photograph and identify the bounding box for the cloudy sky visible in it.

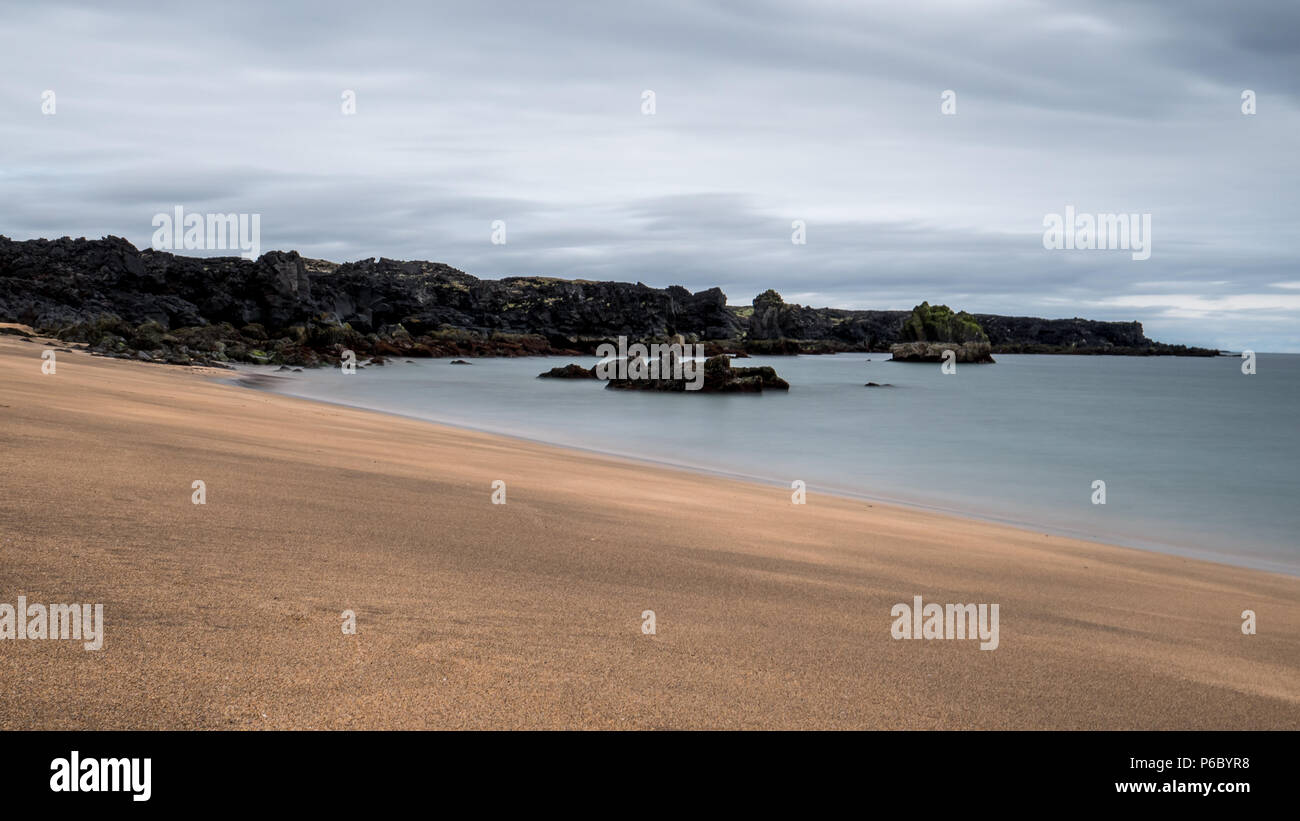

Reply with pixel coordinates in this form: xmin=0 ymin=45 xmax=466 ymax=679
xmin=2 ymin=0 xmax=1297 ymax=350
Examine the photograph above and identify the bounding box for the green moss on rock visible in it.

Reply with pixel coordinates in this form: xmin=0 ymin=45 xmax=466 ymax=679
xmin=900 ymin=302 xmax=988 ymax=344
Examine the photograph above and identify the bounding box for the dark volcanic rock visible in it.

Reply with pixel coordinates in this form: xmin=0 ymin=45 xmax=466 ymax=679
xmin=0 ymin=235 xmax=1215 ymax=366
xmin=889 ymin=341 xmax=995 ymax=363
xmin=538 ymin=363 xmax=596 ymax=379
xmin=743 ymin=289 xmax=902 ymax=353
xmin=973 ymin=313 xmax=1215 ymax=355
xmin=605 ymin=354 xmax=790 ymax=393
xmin=976 ymin=313 xmax=1142 ymax=349
xmin=0 ymin=236 xmax=744 ymax=366
xmin=737 ymin=293 xmax=1215 ymax=356
xmin=749 ymin=289 xmax=833 ymax=341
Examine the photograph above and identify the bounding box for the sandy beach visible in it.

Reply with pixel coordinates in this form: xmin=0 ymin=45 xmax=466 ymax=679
xmin=1 ymin=329 xmax=1297 ymax=730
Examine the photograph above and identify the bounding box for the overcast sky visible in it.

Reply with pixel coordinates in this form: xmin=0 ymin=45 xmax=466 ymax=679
xmin=2 ymin=0 xmax=1297 ymax=350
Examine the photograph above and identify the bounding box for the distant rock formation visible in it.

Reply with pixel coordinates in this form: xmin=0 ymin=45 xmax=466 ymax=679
xmin=899 ymin=301 xmax=988 ymax=345
xmin=972 ymin=313 xmax=1182 ymax=355
xmin=733 ymin=291 xmax=1215 ymax=356
xmin=0 ymin=236 xmax=1217 ymax=366
xmin=540 ymin=355 xmax=790 ymax=392
xmin=605 ymin=354 xmax=789 ymax=393
xmin=889 ymin=341 xmax=995 ymax=363
xmin=888 ymin=302 xmax=995 ymax=363
xmin=742 ymin=289 xmax=903 ymax=353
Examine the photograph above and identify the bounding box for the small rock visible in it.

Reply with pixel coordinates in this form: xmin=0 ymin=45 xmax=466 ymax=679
xmin=538 ymin=363 xmax=596 ymax=379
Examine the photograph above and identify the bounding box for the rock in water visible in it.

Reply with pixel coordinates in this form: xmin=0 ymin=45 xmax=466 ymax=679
xmin=537 ymin=363 xmax=597 ymax=379
xmin=605 ymin=354 xmax=790 ymax=393
xmin=888 ymin=341 xmax=995 ymax=363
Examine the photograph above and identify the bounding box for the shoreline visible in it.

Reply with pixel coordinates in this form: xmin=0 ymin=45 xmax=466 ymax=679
xmin=2 ymin=332 xmax=1298 ymax=729
xmin=234 ymin=363 xmax=1300 ymax=579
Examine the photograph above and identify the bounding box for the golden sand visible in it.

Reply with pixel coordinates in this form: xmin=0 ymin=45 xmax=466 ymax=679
xmin=1 ymin=331 xmax=1296 ymax=729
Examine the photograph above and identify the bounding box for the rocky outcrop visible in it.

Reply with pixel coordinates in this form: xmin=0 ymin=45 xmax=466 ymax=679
xmin=537 ymin=363 xmax=596 ymax=379
xmin=887 ymin=303 xmax=995 ymax=363
xmin=605 ymin=354 xmax=790 ymax=393
xmin=0 ymin=236 xmax=738 ymax=366
xmin=0 ymin=236 xmax=749 ymax=344
xmin=743 ymin=289 xmax=905 ymax=352
xmin=0 ymin=236 xmax=1216 ymax=365
xmin=889 ymin=341 xmax=995 ymax=363
xmin=900 ymin=301 xmax=988 ymax=345
xmin=748 ymin=289 xmax=833 ymax=341
xmin=739 ymin=294 xmax=1215 ymax=356
xmin=972 ymin=313 xmax=1211 ymax=354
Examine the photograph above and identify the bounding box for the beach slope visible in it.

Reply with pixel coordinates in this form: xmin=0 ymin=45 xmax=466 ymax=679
xmin=1 ymin=332 xmax=1297 ymax=729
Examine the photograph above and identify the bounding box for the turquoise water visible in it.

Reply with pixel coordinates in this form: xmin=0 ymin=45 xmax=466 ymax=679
xmin=249 ymin=353 xmax=1300 ymax=575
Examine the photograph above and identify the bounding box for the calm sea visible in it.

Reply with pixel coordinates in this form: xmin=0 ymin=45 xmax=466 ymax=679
xmin=244 ymin=353 xmax=1300 ymax=575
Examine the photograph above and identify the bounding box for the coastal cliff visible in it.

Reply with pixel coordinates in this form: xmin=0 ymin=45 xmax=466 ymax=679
xmin=0 ymin=236 xmax=1216 ymax=367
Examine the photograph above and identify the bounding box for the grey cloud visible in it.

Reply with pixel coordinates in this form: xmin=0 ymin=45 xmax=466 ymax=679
xmin=1 ymin=0 xmax=1297 ymax=350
